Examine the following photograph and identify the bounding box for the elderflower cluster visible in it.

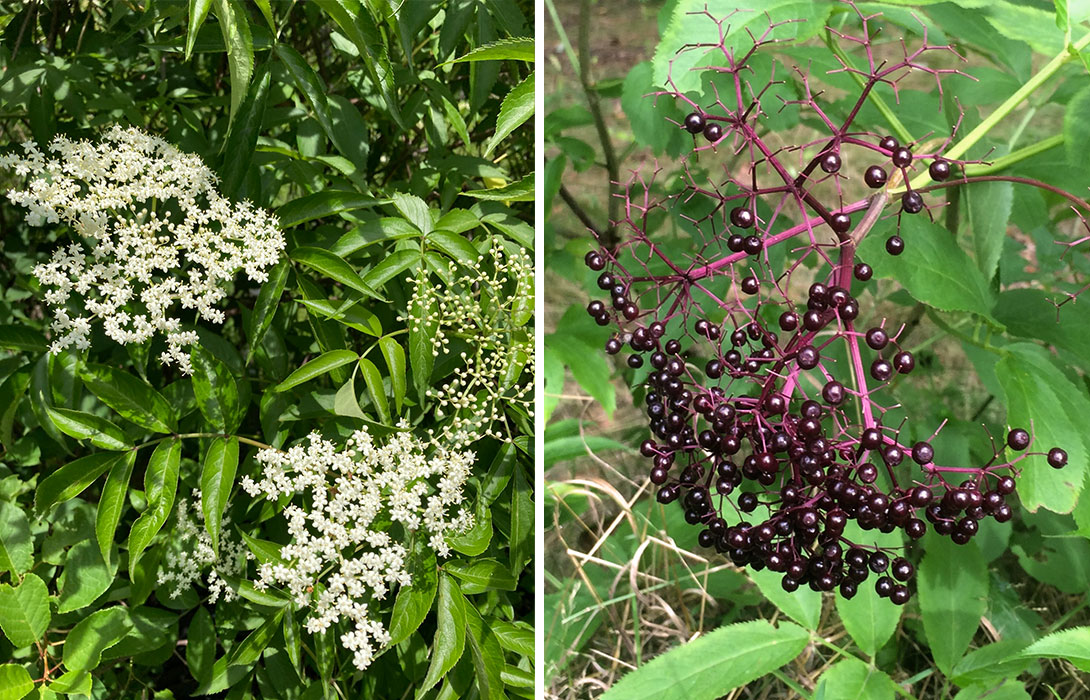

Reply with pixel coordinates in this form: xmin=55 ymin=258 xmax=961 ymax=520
xmin=0 ymin=126 xmax=284 ymax=373
xmin=157 ymin=490 xmax=252 ymax=604
xmin=403 ymin=239 xmax=534 ymax=447
xmin=240 ymin=427 xmax=474 ymax=670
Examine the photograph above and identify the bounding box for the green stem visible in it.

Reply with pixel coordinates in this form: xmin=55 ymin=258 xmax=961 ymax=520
xmin=823 ymin=29 xmax=913 ymax=145
xmin=963 ymin=134 xmax=1064 ymax=176
xmin=910 ymin=29 xmax=1090 ymax=189
xmin=134 ymin=433 xmax=276 ymax=452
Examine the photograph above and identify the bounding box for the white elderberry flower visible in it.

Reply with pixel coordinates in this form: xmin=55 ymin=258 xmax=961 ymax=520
xmin=157 ymin=490 xmax=252 ymax=602
xmin=398 ymin=238 xmax=534 ymax=448
xmin=246 ymin=429 xmax=474 ymax=670
xmin=1 ymin=126 xmax=284 ymax=372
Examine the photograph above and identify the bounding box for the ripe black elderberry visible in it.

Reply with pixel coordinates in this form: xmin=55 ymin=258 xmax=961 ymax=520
xmin=902 ymin=191 xmax=924 ymax=214
xmin=929 ymin=158 xmax=951 ymax=181
xmin=879 ymin=135 xmax=899 ymax=152
xmin=886 ymin=236 xmax=905 ymax=255
xmin=704 ymin=122 xmax=723 ymax=142
xmin=684 ymin=112 xmax=705 ymax=134
xmin=731 ymin=206 xmax=755 ymax=229
xmin=820 ymin=152 xmax=842 ymax=173
xmin=1048 ymin=447 xmax=1068 ymax=469
xmin=864 ymin=165 xmax=887 ymax=188
xmin=585 ymin=250 xmax=605 ymax=270
xmin=891 ymin=147 xmax=913 ymax=168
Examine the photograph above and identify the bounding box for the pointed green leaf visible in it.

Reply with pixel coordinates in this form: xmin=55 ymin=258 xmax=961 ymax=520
xmin=600 ymin=620 xmax=810 ymax=700
xmin=0 ymin=574 xmax=49 ymax=648
xmin=918 ymin=532 xmax=988 ymax=675
xmin=378 ymin=337 xmax=406 ymax=413
xmin=363 ymin=249 xmax=421 ymax=291
xmin=221 ymin=60 xmax=272 ymax=196
xmin=36 ymin=452 xmax=122 ymax=515
xmin=274 ymin=350 xmax=360 ymax=392
xmin=428 ymin=230 xmax=482 ymax=269
xmin=80 ymin=363 xmax=176 ymax=433
xmin=213 ymin=0 xmax=254 ymax=124
xmin=190 ymin=345 xmax=242 ymax=433
xmin=0 ymin=501 xmax=32 ymax=575
xmin=448 ymin=36 xmax=534 ymax=63
xmin=95 ymin=449 xmax=136 ymax=563
xmin=358 ymin=357 xmax=391 ymax=424
xmin=187 ymin=606 xmax=216 ymax=685
xmin=835 ymin=522 xmax=903 ymax=657
xmin=186 ymin=0 xmax=214 ymax=60
xmin=128 ymin=439 xmax=182 ymax=578
xmin=462 ymin=173 xmax=534 ymax=202
xmin=464 ymin=604 xmax=504 ymax=700
xmin=58 ymin=539 xmax=113 ymax=614
xmin=278 ymin=192 xmax=389 ymax=229
xmin=485 ymin=71 xmax=534 ymax=157
xmin=63 ymin=607 xmax=132 ymax=673
xmin=46 ymin=407 xmax=131 ymax=451
xmin=391 ymin=192 xmax=433 ymax=234
xmin=227 ymin=608 xmax=285 ymax=667
xmin=815 ymin=656 xmax=899 ymax=700
xmin=1016 ymin=626 xmax=1090 ymax=672
xmin=201 ymin=437 xmax=240 ymax=553
xmin=388 ymin=549 xmax=437 ymax=646
xmin=291 ymin=247 xmax=385 ymax=301
xmin=418 ymin=573 xmax=467 ymax=696
xmin=749 ymin=566 xmax=822 ymax=631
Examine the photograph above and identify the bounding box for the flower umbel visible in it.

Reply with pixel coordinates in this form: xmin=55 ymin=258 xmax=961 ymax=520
xmin=0 ymin=125 xmax=284 ymax=372
xmin=157 ymin=489 xmax=252 ymax=604
xmin=241 ymin=428 xmax=474 ymax=670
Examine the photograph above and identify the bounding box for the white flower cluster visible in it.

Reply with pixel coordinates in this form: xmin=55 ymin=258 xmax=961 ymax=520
xmin=0 ymin=126 xmax=284 ymax=373
xmin=157 ymin=489 xmax=252 ymax=603
xmin=240 ymin=428 xmax=474 ymax=670
xmin=404 ymin=239 xmax=534 ymax=447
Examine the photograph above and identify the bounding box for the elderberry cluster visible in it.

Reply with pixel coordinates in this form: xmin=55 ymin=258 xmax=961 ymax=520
xmin=581 ymin=7 xmax=1070 ymax=603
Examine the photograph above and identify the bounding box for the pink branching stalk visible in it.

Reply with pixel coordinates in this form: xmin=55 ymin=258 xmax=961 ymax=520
xmin=581 ymin=4 xmax=1073 ymax=603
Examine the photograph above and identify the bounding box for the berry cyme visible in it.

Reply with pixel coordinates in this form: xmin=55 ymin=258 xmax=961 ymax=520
xmin=581 ymin=5 xmax=1074 ymax=603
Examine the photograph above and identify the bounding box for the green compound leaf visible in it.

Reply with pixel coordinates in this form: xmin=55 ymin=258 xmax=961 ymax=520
xmin=63 ymin=607 xmax=132 ymax=673
xmin=278 ymin=192 xmax=389 ymax=229
xmin=485 ymin=71 xmax=534 ymax=157
xmin=814 ymin=656 xmax=899 ymax=700
xmin=201 ymin=436 xmax=240 ymax=553
xmin=80 ymin=362 xmax=177 ymax=433
xmin=858 ymin=215 xmax=996 ymax=320
xmin=274 ymin=350 xmax=360 ymax=393
xmin=0 ymin=573 xmax=50 ymax=648
xmin=213 ymin=0 xmax=254 ymax=125
xmin=600 ymin=620 xmax=810 ymax=700
xmin=465 ymin=603 xmax=505 ymax=700
xmin=996 ymin=343 xmax=1090 ymax=513
xmin=918 ymin=532 xmax=989 ymax=676
xmin=46 ymin=407 xmax=131 ymax=451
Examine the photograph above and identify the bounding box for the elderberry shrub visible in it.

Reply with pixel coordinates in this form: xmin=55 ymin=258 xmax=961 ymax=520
xmin=582 ymin=7 xmax=1070 ymax=604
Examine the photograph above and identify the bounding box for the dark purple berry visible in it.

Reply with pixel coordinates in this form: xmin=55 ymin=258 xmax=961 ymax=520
xmin=902 ymin=191 xmax=924 ymax=214
xmin=1007 ymin=429 xmax=1030 ymax=451
xmin=822 ymin=380 xmax=846 ymax=405
xmin=1048 ymin=447 xmax=1068 ymax=469
xmin=870 ymin=359 xmax=893 ymax=382
xmin=891 ymin=147 xmax=913 ymax=168
xmin=879 ymin=136 xmax=899 ymax=152
xmin=854 ymin=262 xmax=873 ymax=281
xmin=585 ymin=250 xmax=605 ymax=270
xmin=886 ymin=236 xmax=905 ymax=255
xmin=864 ymin=165 xmax=888 ymax=188
xmin=865 ymin=328 xmax=889 ymax=350
xmin=684 ymin=112 xmax=705 ymax=134
xmin=893 ymin=351 xmax=915 ymax=374
xmin=627 ymin=354 xmax=643 ymax=368
xmin=704 ymin=122 xmax=723 ymax=142
xmin=741 ymin=275 xmax=760 ymax=295
xmin=797 ymin=345 xmax=820 ymax=370
xmin=912 ymin=441 xmax=934 ymax=465
xmin=929 ymin=158 xmax=951 ymax=181
xmin=730 ymin=206 xmax=755 ymax=229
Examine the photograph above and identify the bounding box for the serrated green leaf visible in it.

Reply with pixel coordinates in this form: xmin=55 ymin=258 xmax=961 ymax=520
xmin=226 ymin=608 xmax=285 ymax=667
xmin=362 ymin=249 xmax=420 ymax=290
xmin=815 ymin=656 xmax=898 ymax=700
xmin=448 ymin=36 xmax=533 ymax=63
xmin=190 ymin=345 xmax=242 ymax=433
xmin=428 ymin=230 xmax=482 ymax=269
xmin=0 ymin=574 xmax=49 ymax=649
xmin=1064 ymin=85 xmax=1090 ymax=166
xmin=58 ymin=538 xmax=113 ymax=614
xmin=996 ymin=343 xmax=1090 ymax=513
xmin=247 ymin=257 xmax=290 ymax=357
xmin=0 ymin=664 xmax=33 ymax=700
xmin=858 ymin=215 xmax=996 ymax=319
xmin=358 ymin=357 xmax=391 ymax=424
xmin=485 ymin=71 xmax=534 ymax=157
xmin=388 ymin=548 xmax=437 ymax=646
xmin=274 ymin=350 xmax=360 ymax=392
xmin=95 ymin=449 xmax=136 ymax=564
xmin=378 ymin=337 xmax=406 ymax=413
xmin=201 ymin=436 xmax=239 ymax=553
xmin=1016 ymin=626 xmax=1090 ymax=672
xmin=919 ymin=532 xmax=989 ymax=675
xmin=601 ymin=620 xmax=810 ymax=700
xmin=186 ymin=0 xmax=214 ymax=60
xmin=462 ymin=173 xmax=534 ymax=202
xmin=835 ymin=522 xmax=903 ymax=657
xmin=80 ymin=363 xmax=176 ymax=433
xmin=64 ymin=607 xmax=131 ymax=672
xmin=0 ymin=501 xmax=32 ymax=575
xmin=418 ymin=573 xmax=467 ymax=696
xmin=278 ymin=192 xmax=389 ymax=229
xmin=465 ymin=603 xmax=505 ymax=700
xmin=391 ymin=192 xmax=433 ymax=234
xmin=444 ymin=559 xmax=517 ymax=593
xmin=36 ymin=452 xmax=121 ymax=514
xmin=221 ymin=61 xmax=271 ymax=196
xmin=0 ymin=326 xmax=47 ymax=353
xmin=748 ymin=567 xmax=822 ymax=630
xmin=46 ymin=407 xmax=131 ymax=451
xmin=128 ymin=439 xmax=181 ymax=578
xmin=213 ymin=0 xmax=253 ymax=124
xmin=965 ymin=159 xmax=1012 ymax=282
xmin=291 ymin=247 xmax=386 ymax=301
